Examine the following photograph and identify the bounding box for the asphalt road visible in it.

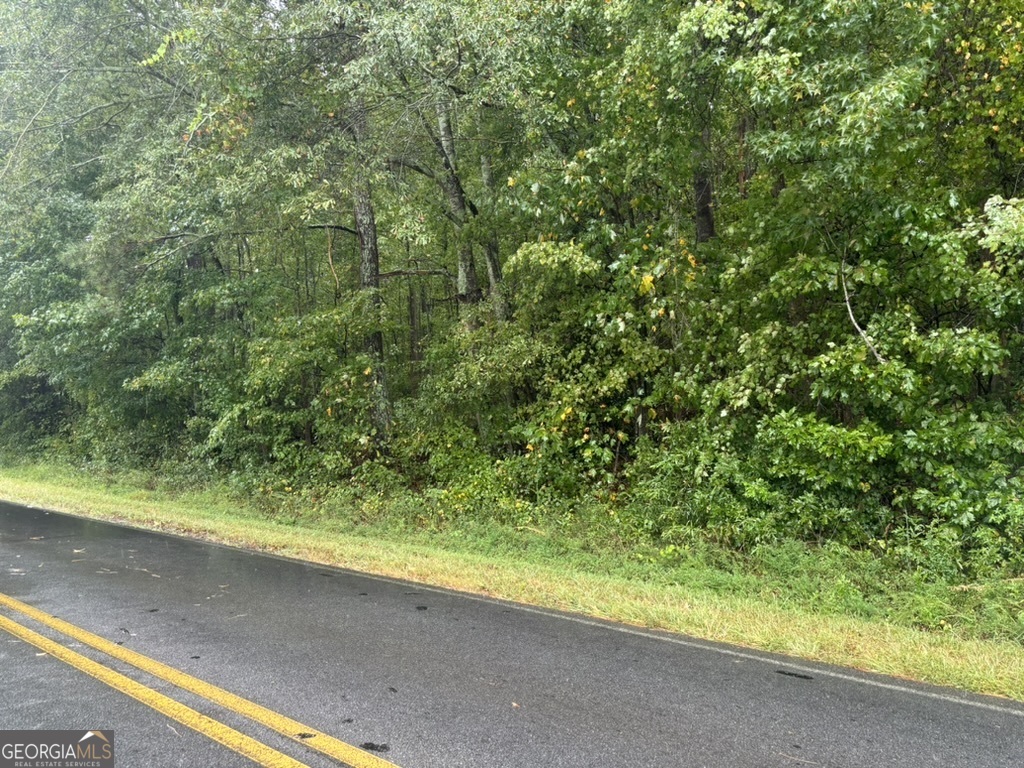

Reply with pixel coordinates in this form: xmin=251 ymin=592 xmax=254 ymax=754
xmin=1 ymin=500 xmax=1022 ymax=768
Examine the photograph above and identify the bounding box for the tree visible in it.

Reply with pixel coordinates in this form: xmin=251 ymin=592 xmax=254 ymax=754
xmin=3 ymin=0 xmax=1023 ymax=575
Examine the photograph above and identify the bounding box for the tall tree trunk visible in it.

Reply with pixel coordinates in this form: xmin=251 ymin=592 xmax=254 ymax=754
xmin=435 ymin=100 xmax=482 ymax=306
xmin=408 ymin=276 xmax=423 ymax=363
xmin=694 ymin=124 xmax=717 ymax=244
xmin=353 ymin=179 xmax=392 ymax=442
xmin=693 ymin=32 xmax=718 ymax=246
xmin=351 ymin=102 xmax=391 ymax=442
xmin=454 ymin=233 xmax=482 ymax=306
xmin=694 ymin=169 xmax=716 ymax=244
xmin=480 ymin=154 xmax=508 ymax=321
xmin=438 ymin=102 xmax=458 ymax=176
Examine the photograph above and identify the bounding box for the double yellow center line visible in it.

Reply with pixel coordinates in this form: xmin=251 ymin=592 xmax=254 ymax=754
xmin=0 ymin=592 xmax=399 ymax=768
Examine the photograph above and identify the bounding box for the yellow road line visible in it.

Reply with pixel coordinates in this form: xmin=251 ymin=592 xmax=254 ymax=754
xmin=0 ymin=592 xmax=399 ymax=768
xmin=0 ymin=613 xmax=309 ymax=768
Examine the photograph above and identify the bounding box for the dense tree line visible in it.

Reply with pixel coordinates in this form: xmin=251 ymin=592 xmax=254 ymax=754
xmin=2 ymin=0 xmax=1023 ymax=576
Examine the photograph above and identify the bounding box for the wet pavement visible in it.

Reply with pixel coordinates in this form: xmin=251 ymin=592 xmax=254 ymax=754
xmin=1 ymin=500 xmax=1023 ymax=767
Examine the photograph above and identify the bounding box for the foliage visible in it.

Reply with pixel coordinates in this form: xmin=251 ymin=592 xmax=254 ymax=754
xmin=2 ymin=0 xmax=1024 ymax=582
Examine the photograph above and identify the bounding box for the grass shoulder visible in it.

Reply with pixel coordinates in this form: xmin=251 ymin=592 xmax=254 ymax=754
xmin=0 ymin=459 xmax=1021 ymax=702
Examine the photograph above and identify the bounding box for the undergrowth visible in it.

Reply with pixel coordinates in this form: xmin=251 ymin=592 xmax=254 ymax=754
xmin=11 ymin=454 xmax=1016 ymax=646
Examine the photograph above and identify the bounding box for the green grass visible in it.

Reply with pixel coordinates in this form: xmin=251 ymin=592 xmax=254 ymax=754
xmin=0 ymin=459 xmax=1022 ymax=702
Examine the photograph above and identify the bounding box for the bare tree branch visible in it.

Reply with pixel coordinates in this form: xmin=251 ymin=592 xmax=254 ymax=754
xmin=840 ymin=259 xmax=886 ymax=365
xmin=307 ymin=223 xmax=358 ymax=237
xmin=378 ymin=268 xmax=453 ymax=281
xmin=0 ymin=71 xmax=71 ymax=184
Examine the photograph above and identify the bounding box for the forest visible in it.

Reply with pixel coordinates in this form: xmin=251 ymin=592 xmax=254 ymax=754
xmin=2 ymin=0 xmax=1023 ymax=582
